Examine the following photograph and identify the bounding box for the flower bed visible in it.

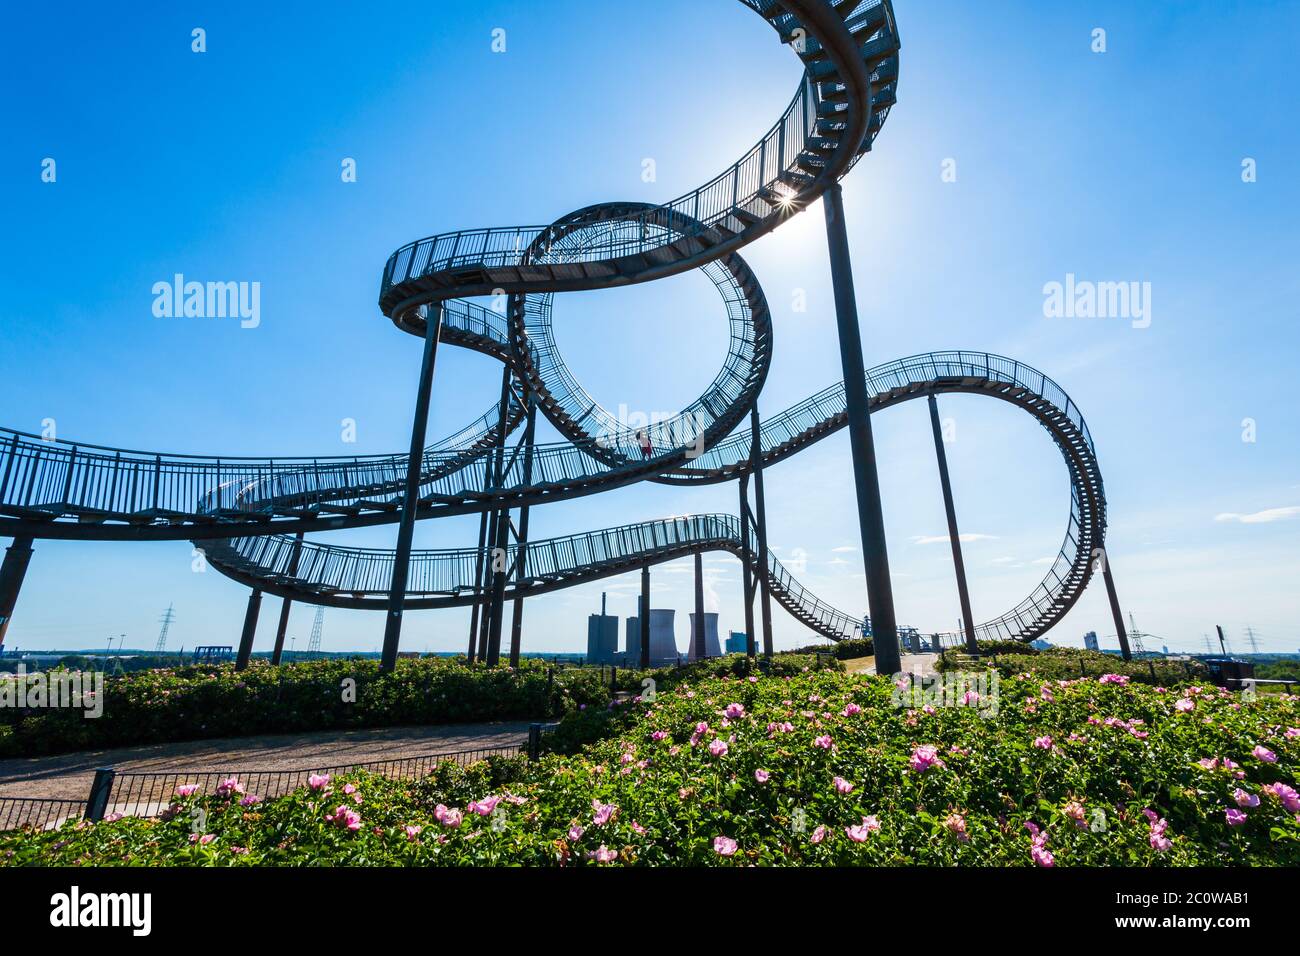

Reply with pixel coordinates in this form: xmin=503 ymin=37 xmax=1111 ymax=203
xmin=5 ymin=668 xmax=1295 ymax=866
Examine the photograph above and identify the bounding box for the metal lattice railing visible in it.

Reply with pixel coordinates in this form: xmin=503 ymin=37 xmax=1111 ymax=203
xmin=0 ymin=796 xmax=85 ymax=832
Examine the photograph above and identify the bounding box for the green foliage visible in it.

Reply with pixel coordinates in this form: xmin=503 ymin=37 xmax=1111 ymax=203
xmin=6 ymin=669 xmax=1295 ymax=867
xmin=0 ymin=657 xmax=605 ymax=758
xmin=787 ymin=639 xmax=874 ymax=660
xmin=938 ymin=645 xmax=1209 ymax=686
xmin=1256 ymin=661 xmax=1300 ymax=683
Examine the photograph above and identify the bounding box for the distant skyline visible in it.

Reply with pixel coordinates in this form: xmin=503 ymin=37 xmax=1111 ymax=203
xmin=2 ymin=1 xmax=1298 ymax=657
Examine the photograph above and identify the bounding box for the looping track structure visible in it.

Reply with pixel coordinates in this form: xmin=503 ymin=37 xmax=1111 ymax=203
xmin=0 ymin=2 xmax=1118 ymax=662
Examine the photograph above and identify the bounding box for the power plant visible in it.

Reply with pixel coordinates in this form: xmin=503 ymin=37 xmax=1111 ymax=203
xmin=687 ymin=612 xmax=722 ymax=661
xmin=586 ymin=593 xmax=619 ymax=664
xmin=586 ymin=594 xmax=690 ymax=667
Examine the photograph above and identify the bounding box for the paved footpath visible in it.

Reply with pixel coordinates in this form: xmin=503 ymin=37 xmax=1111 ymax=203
xmin=842 ymin=653 xmax=940 ymax=677
xmin=0 ymin=721 xmax=537 ymax=801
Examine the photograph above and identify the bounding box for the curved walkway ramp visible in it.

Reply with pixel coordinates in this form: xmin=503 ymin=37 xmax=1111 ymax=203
xmin=0 ymin=4 xmax=1113 ymax=650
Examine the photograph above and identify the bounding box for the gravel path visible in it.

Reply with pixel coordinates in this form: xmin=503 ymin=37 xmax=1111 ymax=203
xmin=0 ymin=722 xmax=538 ymax=801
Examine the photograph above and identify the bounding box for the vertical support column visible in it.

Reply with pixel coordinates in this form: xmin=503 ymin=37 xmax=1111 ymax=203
xmin=527 ymin=722 xmax=542 ymax=762
xmin=739 ymin=472 xmax=756 ymax=658
xmin=484 ymin=366 xmax=513 ymax=667
xmin=749 ymin=408 xmax=774 ymax=657
xmin=270 ymin=532 xmax=304 ymax=666
xmin=1102 ymin=559 xmax=1132 ymax=661
xmin=235 ymin=588 xmax=263 ymax=671
xmin=639 ymin=565 xmax=651 ymax=670
xmin=381 ymin=305 xmax=444 ymax=673
xmin=0 ymin=536 xmax=35 ymax=650
xmin=927 ymin=396 xmax=978 ymax=655
xmin=467 ymin=505 xmax=489 ymax=663
xmin=85 ymin=768 xmax=116 ymax=822
xmin=693 ymin=551 xmax=706 ymax=660
xmin=486 ymin=510 xmax=509 ymax=666
xmin=508 ymin=394 xmax=538 ymax=668
xmin=822 ymin=182 xmax=901 ymax=676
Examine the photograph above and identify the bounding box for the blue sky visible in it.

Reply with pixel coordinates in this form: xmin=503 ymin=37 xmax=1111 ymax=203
xmin=2 ymin=0 xmax=1297 ymax=657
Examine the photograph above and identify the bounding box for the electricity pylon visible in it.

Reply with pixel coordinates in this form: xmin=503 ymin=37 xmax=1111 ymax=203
xmin=306 ymin=607 xmax=324 ymax=658
xmin=154 ymin=604 xmax=175 ymax=654
xmin=1244 ymin=626 xmax=1261 ymax=654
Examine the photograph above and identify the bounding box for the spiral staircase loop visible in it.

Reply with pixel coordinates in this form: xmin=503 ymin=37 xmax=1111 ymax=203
xmin=0 ymin=4 xmax=1112 ymax=648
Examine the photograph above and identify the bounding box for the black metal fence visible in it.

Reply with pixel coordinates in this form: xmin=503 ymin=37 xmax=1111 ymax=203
xmin=0 ymin=796 xmax=85 ymax=832
xmin=2 ymin=730 xmax=542 ymax=832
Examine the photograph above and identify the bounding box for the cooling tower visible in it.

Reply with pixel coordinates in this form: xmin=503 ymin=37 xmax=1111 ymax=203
xmin=687 ymin=612 xmax=722 ymax=661
xmin=647 ymin=608 xmax=678 ymax=665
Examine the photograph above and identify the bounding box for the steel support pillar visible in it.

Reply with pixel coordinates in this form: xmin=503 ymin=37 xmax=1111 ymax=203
xmin=466 ymin=505 xmax=489 ymax=663
xmin=693 ymin=551 xmax=706 ymax=660
xmin=235 ymin=588 xmax=263 ymax=671
xmin=380 ymin=306 xmax=444 ymax=673
xmin=639 ymin=564 xmax=650 ymax=670
xmin=749 ymin=408 xmax=774 ymax=657
xmin=739 ymin=472 xmax=756 ymax=658
xmin=484 ymin=365 xmax=513 ymax=667
xmin=0 ymin=536 xmax=35 ymax=650
xmin=270 ymin=532 xmax=304 ymax=666
xmin=927 ymin=396 xmax=978 ymax=655
xmin=823 ymin=182 xmax=900 ymax=675
xmin=478 ymin=514 xmax=498 ymax=659
xmin=508 ymin=395 xmax=538 ymax=668
xmin=1102 ymin=559 xmax=1132 ymax=661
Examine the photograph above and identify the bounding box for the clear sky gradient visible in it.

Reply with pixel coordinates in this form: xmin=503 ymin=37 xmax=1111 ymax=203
xmin=2 ymin=1 xmax=1297 ymax=656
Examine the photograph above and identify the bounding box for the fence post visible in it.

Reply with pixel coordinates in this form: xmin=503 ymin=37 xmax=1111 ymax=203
xmin=85 ymin=768 xmax=116 ymax=822
xmin=527 ymin=723 xmax=542 ymax=762
xmin=610 ymin=666 xmax=617 ymax=692
xmin=1148 ymin=660 xmax=1157 ymax=683
xmin=546 ymin=666 xmax=554 ymax=700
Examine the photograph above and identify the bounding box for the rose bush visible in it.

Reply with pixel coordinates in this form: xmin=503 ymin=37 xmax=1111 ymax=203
xmin=4 ymin=668 xmax=1295 ymax=866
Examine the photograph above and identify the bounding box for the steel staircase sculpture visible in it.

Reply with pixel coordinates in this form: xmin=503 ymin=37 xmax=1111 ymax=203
xmin=0 ymin=3 xmax=1113 ymax=648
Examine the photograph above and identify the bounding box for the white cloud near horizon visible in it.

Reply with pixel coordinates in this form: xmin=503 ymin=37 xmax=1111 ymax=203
xmin=1214 ymin=506 xmax=1300 ymax=525
xmin=911 ymin=533 xmax=998 ymax=546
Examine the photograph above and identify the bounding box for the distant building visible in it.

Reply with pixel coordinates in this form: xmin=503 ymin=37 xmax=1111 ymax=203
xmin=587 ymin=613 xmax=618 ymax=664
xmin=687 ymin=612 xmax=722 ymax=661
xmin=586 ymin=592 xmax=619 ymax=665
xmin=625 ymin=617 xmax=640 ymax=657
xmin=1083 ymin=631 xmax=1099 ymax=652
xmin=899 ymin=627 xmax=922 ymax=653
xmin=646 ymin=609 xmax=679 ymax=665
xmin=1162 ymin=645 xmax=1169 ymax=656
xmin=725 ymin=630 xmax=748 ymax=654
